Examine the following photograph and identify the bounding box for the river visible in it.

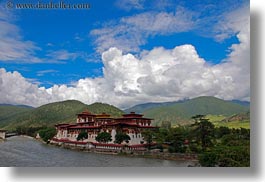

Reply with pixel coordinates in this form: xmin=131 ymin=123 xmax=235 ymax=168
xmin=0 ymin=136 xmax=194 ymax=167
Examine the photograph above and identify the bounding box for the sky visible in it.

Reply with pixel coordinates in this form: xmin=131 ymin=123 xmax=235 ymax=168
xmin=0 ymin=0 xmax=250 ymax=109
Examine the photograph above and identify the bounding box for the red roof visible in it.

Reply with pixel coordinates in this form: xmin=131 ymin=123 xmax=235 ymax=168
xmin=55 ymin=124 xmax=77 ymax=128
xmin=106 ymin=122 xmax=138 ymax=126
xmin=77 ymin=109 xmax=96 ymax=116
xmin=69 ymin=125 xmax=101 ymax=129
xmin=55 ymin=123 xmax=70 ymax=127
xmin=106 ymin=122 xmax=156 ymax=128
xmin=78 ymin=121 xmax=95 ymax=124
xmin=96 ymin=113 xmax=112 ymax=118
xmin=122 ymin=112 xmax=143 ymax=118
xmin=114 ymin=117 xmax=152 ymax=120
xmin=129 ymin=144 xmax=148 ymax=148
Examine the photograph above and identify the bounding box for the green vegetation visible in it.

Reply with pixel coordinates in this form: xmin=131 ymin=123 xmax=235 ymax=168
xmin=211 ymin=120 xmax=250 ymax=129
xmin=142 ymin=96 xmax=249 ymax=126
xmin=0 ymin=97 xmax=250 ymax=167
xmin=87 ymin=102 xmax=124 ymax=117
xmin=198 ymin=145 xmax=250 ymax=167
xmin=96 ymin=132 xmax=112 ymax=143
xmin=114 ymin=132 xmax=130 ymax=144
xmin=125 ymin=101 xmax=179 ymax=114
xmin=77 ymin=130 xmax=88 ymax=141
xmin=0 ymin=97 xmax=249 ymax=132
xmin=191 ymin=115 xmax=215 ymax=151
xmin=150 ymin=115 xmax=250 ymax=167
xmin=206 ymin=112 xmax=250 ymax=129
xmin=15 ymin=126 xmax=44 ymax=137
xmin=39 ymin=127 xmax=56 ymax=142
xmin=0 ymin=100 xmax=124 ymax=131
xmin=199 ymin=127 xmax=250 ymax=167
xmin=0 ymin=105 xmax=33 ymax=128
xmin=161 ymin=120 xmax=171 ymax=130
xmin=142 ymin=130 xmax=155 ymax=150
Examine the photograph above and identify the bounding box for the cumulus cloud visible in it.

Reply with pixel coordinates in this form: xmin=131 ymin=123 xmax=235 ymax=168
xmin=0 ymin=68 xmax=53 ymax=106
xmin=0 ymin=42 xmax=249 ymax=108
xmin=212 ymin=4 xmax=250 ymax=101
xmin=0 ymin=5 xmax=249 ymax=109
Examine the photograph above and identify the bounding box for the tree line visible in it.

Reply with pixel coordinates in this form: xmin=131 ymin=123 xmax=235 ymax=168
xmin=15 ymin=114 xmax=250 ymax=167
xmin=148 ymin=115 xmax=250 ymax=167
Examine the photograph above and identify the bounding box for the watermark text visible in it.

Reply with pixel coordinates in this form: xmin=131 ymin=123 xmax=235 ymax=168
xmin=6 ymin=1 xmax=91 ymax=10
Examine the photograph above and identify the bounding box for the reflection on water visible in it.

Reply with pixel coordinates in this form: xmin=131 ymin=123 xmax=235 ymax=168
xmin=0 ymin=136 xmax=192 ymax=167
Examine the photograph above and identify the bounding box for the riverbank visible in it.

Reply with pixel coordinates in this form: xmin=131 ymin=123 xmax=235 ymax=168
xmin=1 ymin=136 xmax=189 ymax=167
xmin=116 ymin=151 xmax=199 ymax=166
xmin=49 ymin=140 xmax=199 ymax=165
xmin=4 ymin=135 xmax=199 ymax=165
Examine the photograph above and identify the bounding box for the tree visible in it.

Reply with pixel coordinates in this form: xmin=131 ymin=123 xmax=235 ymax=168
xmin=163 ymin=127 xmax=190 ymax=153
xmin=115 ymin=132 xmax=130 ymax=144
xmin=199 ymin=145 xmax=250 ymax=167
xmin=161 ymin=120 xmax=171 ymax=130
xmin=96 ymin=132 xmax=112 ymax=143
xmin=215 ymin=126 xmax=231 ymax=138
xmin=191 ymin=115 xmax=215 ymax=151
xmin=39 ymin=127 xmax=56 ymax=143
xmin=142 ymin=130 xmax=154 ymax=150
xmin=77 ymin=130 xmax=88 ymax=141
xmin=16 ymin=126 xmax=45 ymax=137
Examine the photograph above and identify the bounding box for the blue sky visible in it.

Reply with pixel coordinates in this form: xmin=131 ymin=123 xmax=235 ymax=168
xmin=0 ymin=0 xmax=250 ymax=107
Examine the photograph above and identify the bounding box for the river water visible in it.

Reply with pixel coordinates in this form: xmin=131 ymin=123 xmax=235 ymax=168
xmin=0 ymin=136 xmax=193 ymax=167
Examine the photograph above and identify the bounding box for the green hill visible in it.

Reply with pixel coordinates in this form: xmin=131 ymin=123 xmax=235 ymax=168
xmin=206 ymin=112 xmax=250 ymax=129
xmin=87 ymin=102 xmax=124 ymax=117
xmin=124 ymin=100 xmax=187 ymax=114
xmin=1 ymin=100 xmax=124 ymax=130
xmin=0 ymin=105 xmax=34 ymax=128
xmin=143 ymin=96 xmax=249 ymax=126
xmin=0 ymin=96 xmax=249 ymax=130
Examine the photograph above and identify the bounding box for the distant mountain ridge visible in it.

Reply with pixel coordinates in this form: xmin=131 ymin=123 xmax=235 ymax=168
xmin=0 ymin=104 xmax=34 ymax=108
xmin=0 ymin=100 xmax=124 ymax=130
xmin=0 ymin=105 xmax=34 ymax=128
xmin=0 ymin=96 xmax=250 ymax=130
xmin=125 ymin=97 xmax=250 ymax=114
xmin=141 ymin=96 xmax=250 ymax=126
xmin=231 ymin=100 xmax=250 ymax=106
xmin=124 ymin=99 xmax=188 ymax=114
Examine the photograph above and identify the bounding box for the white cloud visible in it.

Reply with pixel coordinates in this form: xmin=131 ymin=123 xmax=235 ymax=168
xmin=213 ymin=4 xmax=249 ymax=42
xmin=0 ymin=42 xmax=249 ymax=108
xmin=45 ymin=49 xmax=78 ymax=62
xmin=0 ymin=5 xmax=249 ymax=109
xmin=36 ymin=70 xmax=59 ymax=77
xmin=90 ymin=6 xmax=195 ymax=53
xmin=0 ymin=8 xmax=41 ymax=63
xmin=0 ymin=9 xmax=78 ymax=64
xmin=212 ymin=4 xmax=250 ymax=101
xmin=115 ymin=0 xmax=145 ymax=11
xmin=0 ymin=68 xmax=53 ymax=106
